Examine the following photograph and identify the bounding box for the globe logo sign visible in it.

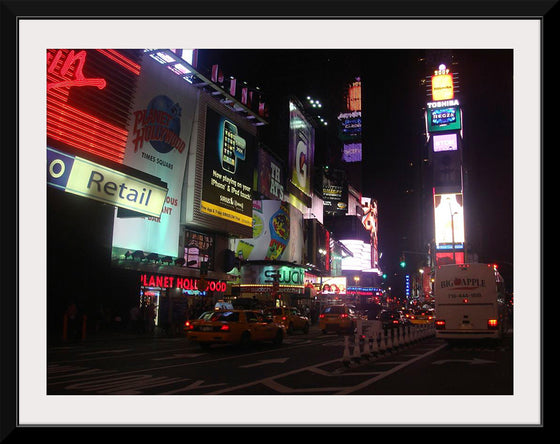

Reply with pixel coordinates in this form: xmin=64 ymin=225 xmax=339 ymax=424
xmin=131 ymin=95 xmax=186 ymax=154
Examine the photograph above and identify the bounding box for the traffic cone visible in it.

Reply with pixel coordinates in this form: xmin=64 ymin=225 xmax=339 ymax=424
xmin=386 ymin=330 xmax=393 ymax=351
xmin=371 ymin=331 xmax=379 ymax=356
xmin=393 ymin=327 xmax=400 ymax=348
xmin=362 ymin=333 xmax=371 ymax=359
xmin=379 ymin=331 xmax=386 ymax=354
xmin=342 ymin=335 xmax=351 ymax=367
xmin=352 ymin=333 xmax=361 ymax=362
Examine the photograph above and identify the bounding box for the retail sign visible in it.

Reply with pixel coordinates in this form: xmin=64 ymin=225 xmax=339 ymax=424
xmin=47 ymin=146 xmax=167 ymax=217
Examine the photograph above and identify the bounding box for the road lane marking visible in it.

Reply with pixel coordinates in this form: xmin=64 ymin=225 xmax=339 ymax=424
xmin=335 ymin=343 xmax=447 ymax=395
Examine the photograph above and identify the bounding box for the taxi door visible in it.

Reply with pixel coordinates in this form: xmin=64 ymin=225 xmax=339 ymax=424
xmin=245 ymin=311 xmax=275 ymax=341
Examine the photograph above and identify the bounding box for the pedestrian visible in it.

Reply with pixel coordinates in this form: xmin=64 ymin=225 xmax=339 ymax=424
xmin=146 ymin=303 xmax=156 ymax=334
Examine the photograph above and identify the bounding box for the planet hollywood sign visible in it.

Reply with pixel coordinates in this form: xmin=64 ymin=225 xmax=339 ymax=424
xmin=140 ymin=273 xmax=227 ymax=293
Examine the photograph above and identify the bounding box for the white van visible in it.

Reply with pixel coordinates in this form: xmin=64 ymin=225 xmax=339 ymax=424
xmin=434 ymin=263 xmax=507 ymax=340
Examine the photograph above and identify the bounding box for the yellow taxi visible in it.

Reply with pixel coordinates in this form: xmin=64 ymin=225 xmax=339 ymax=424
xmin=409 ymin=309 xmax=435 ymax=325
xmin=184 ymin=310 xmax=286 ymax=349
xmin=264 ymin=307 xmax=310 ymax=334
xmin=318 ymin=304 xmax=358 ymax=334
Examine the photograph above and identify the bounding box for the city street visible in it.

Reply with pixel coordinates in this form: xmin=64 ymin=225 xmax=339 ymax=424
xmin=47 ymin=325 xmax=512 ymax=396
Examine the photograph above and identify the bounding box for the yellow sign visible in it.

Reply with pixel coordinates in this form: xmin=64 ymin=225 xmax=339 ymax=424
xmin=200 ymin=199 xmax=253 ymax=227
xmin=431 ymin=73 xmax=454 ymax=101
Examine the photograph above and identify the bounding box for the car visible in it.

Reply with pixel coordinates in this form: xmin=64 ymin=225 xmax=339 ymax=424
xmin=377 ymin=310 xmax=403 ymax=329
xmin=409 ymin=309 xmax=435 ymax=325
xmin=264 ymin=306 xmax=310 ymax=334
xmin=184 ymin=310 xmax=286 ymax=349
xmin=318 ymin=304 xmax=358 ymax=334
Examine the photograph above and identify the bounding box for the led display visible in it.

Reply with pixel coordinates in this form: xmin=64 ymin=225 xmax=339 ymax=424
xmin=433 ymin=133 xmax=458 ymax=152
xmin=427 ymin=106 xmax=461 ymax=133
xmin=288 ymin=101 xmax=315 ymax=200
xmin=433 ymin=192 xmax=465 ymax=251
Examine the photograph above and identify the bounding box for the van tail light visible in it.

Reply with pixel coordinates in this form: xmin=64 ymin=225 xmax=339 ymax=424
xmin=220 ymin=324 xmax=231 ymax=331
xmin=487 ymin=319 xmax=499 ymax=330
xmin=435 ymin=320 xmax=446 ymax=330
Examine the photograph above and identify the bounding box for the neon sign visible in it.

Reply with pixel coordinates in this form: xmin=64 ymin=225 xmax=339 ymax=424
xmin=140 ymin=273 xmax=227 ymax=293
xmin=47 ymin=49 xmax=107 ymax=91
xmin=47 ymin=49 xmax=141 ymax=164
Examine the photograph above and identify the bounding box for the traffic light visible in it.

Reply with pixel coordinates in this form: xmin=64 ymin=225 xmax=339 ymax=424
xmin=400 ymin=255 xmax=406 ymax=268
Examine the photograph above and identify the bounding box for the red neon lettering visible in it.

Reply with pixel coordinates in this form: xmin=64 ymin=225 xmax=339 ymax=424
xmin=47 ymin=49 xmax=107 ymax=91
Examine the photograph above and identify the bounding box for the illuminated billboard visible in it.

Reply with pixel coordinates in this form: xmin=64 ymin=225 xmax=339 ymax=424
xmin=434 ymin=192 xmax=465 ymax=251
xmin=323 ymin=169 xmax=348 ymax=215
xmin=200 ymin=108 xmax=256 ymax=228
xmin=361 ymin=197 xmax=379 ymax=271
xmin=427 ymin=106 xmax=461 ymax=133
xmin=229 ymin=200 xmax=303 ymax=263
xmin=342 ymin=142 xmax=362 ymax=162
xmin=431 ymin=71 xmax=454 ymax=101
xmin=257 ymin=148 xmax=284 ymax=200
xmin=288 ymin=100 xmax=315 ymax=203
xmin=320 ymin=276 xmax=347 ymax=295
xmin=112 ymin=54 xmax=198 ymax=257
xmin=433 ymin=133 xmax=458 ymax=152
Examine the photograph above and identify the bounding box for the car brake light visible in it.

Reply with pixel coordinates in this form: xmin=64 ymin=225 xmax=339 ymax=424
xmin=282 ymin=316 xmax=287 ymax=321
xmin=392 ymin=320 xmax=399 ymax=324
xmin=339 ymin=314 xmax=348 ymax=319
xmin=435 ymin=320 xmax=446 ymax=329
xmin=184 ymin=321 xmax=194 ymax=330
xmin=487 ymin=319 xmax=498 ymax=329
xmin=319 ymin=314 xmax=325 ymax=319
xmin=220 ymin=324 xmax=230 ymax=331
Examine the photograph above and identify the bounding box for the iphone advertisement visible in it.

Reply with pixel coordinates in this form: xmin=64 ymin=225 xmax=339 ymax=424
xmin=200 ymin=108 xmax=256 ymax=228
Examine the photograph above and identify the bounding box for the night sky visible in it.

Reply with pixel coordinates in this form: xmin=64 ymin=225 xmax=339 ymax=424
xmin=196 ymin=49 xmax=514 ymax=288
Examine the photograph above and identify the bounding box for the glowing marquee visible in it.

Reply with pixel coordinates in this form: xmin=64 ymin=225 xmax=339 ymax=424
xmin=431 ymin=65 xmax=454 ymax=101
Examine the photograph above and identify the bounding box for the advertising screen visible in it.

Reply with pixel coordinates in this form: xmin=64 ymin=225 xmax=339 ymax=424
xmin=342 ymin=142 xmax=362 ymax=162
xmin=229 ymin=200 xmax=303 ymax=263
xmin=427 ymin=106 xmax=461 ymax=133
xmin=200 ymin=108 xmax=256 ymax=228
xmin=320 ymin=276 xmax=347 ymax=295
xmin=433 ymin=133 xmax=458 ymax=152
xmin=361 ymin=197 xmax=379 ymax=270
xmin=288 ymin=101 xmax=315 ymax=199
xmin=323 ymin=171 xmax=348 ymax=215
xmin=431 ymin=72 xmax=454 ymax=101
xmin=257 ymin=148 xmax=284 ymax=200
xmin=434 ymin=192 xmax=465 ymax=251
xmin=112 ymin=54 xmax=197 ymax=257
